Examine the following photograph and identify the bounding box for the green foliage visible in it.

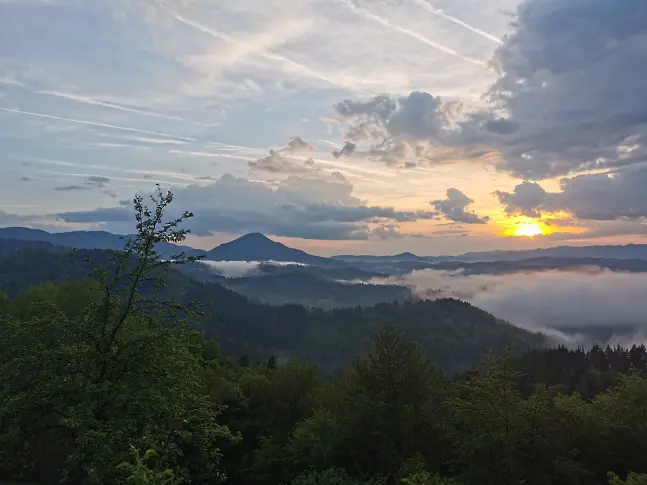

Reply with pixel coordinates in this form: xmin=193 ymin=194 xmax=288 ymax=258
xmin=401 ymin=470 xmax=462 ymax=485
xmin=117 ymin=447 xmax=179 ymax=485
xmin=287 ymin=468 xmax=363 ymax=485
xmin=0 ymin=289 xmax=9 ymax=315
xmin=0 ymin=187 xmax=235 ymax=484
xmin=609 ymin=472 xmax=647 ymax=485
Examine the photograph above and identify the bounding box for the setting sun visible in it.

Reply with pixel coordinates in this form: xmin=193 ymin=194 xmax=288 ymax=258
xmin=500 ymin=218 xmax=555 ymax=238
xmin=514 ymin=222 xmax=545 ymax=237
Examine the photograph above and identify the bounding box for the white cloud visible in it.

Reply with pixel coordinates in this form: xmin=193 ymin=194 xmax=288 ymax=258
xmin=368 ymin=267 xmax=647 ymax=347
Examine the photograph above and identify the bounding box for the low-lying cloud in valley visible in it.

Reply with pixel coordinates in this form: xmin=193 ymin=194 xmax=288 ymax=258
xmin=200 ymin=260 xmax=306 ymax=278
xmin=366 ymin=268 xmax=647 ymax=348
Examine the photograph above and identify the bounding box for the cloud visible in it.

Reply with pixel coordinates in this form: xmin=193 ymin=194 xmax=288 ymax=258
xmin=431 ymin=188 xmax=488 ymax=224
xmin=496 ymin=167 xmax=647 ymax=221
xmin=483 ymin=0 xmax=647 ymax=180
xmin=286 ymin=136 xmax=315 ymax=153
xmin=0 ymin=210 xmax=70 ymax=231
xmin=409 ymin=0 xmax=503 ymax=45
xmin=367 ymin=268 xmax=647 ymax=348
xmin=333 ymin=141 xmax=357 ymax=158
xmin=249 ymin=137 xmax=319 ymax=172
xmin=336 ymin=91 xmax=448 ymax=141
xmin=0 ymin=211 xmax=40 ymax=226
xmin=53 ymin=176 xmax=111 ymax=192
xmin=55 ymin=185 xmax=89 ymax=192
xmin=56 ymin=173 xmax=438 ymax=240
xmin=201 ymin=260 xmax=264 ymax=278
xmin=495 ymin=181 xmax=550 ymax=218
xmin=0 ymin=108 xmax=197 ymax=142
xmin=84 ymin=175 xmax=110 ymax=188
xmin=200 ymin=259 xmax=307 ymax=278
xmin=333 ymin=91 xmax=491 ymax=166
xmin=332 ymin=0 xmax=647 ymax=205
xmin=555 ymin=168 xmax=647 ymax=221
xmin=249 ymin=149 xmax=317 ymax=173
xmin=337 ymin=0 xmax=486 ymax=66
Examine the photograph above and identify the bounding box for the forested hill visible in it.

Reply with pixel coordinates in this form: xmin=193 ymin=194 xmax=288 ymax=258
xmin=0 ymin=240 xmax=542 ymax=375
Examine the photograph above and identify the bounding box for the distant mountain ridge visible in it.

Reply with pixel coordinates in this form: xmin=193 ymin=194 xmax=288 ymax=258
xmin=4 ymin=226 xmax=647 ymax=263
xmin=335 ymin=244 xmax=647 ymax=263
xmin=0 ymin=227 xmax=205 ymax=259
xmin=453 ymin=244 xmax=647 ymax=262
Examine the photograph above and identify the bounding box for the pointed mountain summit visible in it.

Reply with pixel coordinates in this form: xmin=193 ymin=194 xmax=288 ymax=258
xmin=206 ymin=233 xmax=336 ymax=266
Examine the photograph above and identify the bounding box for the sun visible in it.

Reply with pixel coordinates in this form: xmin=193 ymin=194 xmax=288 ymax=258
xmin=513 ymin=221 xmax=545 ymax=237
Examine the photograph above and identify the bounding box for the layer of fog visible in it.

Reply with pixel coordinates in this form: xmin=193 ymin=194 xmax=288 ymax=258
xmin=366 ymin=268 xmax=647 ymax=348
xmin=200 ymin=260 xmax=306 ymax=278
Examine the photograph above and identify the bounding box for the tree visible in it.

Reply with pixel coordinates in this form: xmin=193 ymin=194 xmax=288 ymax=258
xmin=333 ymin=327 xmax=450 ymax=480
xmin=0 ymin=187 xmax=235 ymax=484
xmin=449 ymin=348 xmax=526 ymax=485
xmin=286 ymin=468 xmax=364 ymax=485
xmin=609 ymin=472 xmax=647 ymax=485
xmin=117 ymin=447 xmax=179 ymax=485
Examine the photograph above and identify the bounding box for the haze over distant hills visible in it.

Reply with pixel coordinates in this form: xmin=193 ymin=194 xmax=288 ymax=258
xmin=6 ymin=227 xmax=647 ymax=348
xmin=334 ymin=245 xmax=647 ymax=263
xmin=5 ymin=226 xmax=647 ymax=264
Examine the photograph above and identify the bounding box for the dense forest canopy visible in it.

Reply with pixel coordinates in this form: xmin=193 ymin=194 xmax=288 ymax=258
xmin=2 ymin=189 xmax=647 ymax=485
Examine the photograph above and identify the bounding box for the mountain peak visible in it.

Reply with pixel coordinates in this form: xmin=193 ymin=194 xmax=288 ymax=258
xmin=237 ymin=232 xmax=273 ymax=243
xmin=206 ymin=233 xmax=337 ymax=266
xmin=395 ymin=252 xmax=417 ymax=258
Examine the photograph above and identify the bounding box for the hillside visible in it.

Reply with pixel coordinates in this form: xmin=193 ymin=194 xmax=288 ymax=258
xmin=0 ymin=242 xmax=543 ymax=375
xmin=180 ymin=260 xmax=400 ymax=309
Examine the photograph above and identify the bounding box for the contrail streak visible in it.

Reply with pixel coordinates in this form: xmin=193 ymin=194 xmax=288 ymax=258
xmin=168 ymin=10 xmax=371 ymax=94
xmin=337 ymin=0 xmax=485 ymax=66
xmin=37 ymin=90 xmax=187 ymax=121
xmin=0 ymin=107 xmax=197 ymax=142
xmin=411 ymin=0 xmax=503 ymax=44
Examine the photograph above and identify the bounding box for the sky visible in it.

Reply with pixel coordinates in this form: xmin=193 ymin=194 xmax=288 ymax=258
xmin=1 ymin=0 xmax=647 ymax=256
